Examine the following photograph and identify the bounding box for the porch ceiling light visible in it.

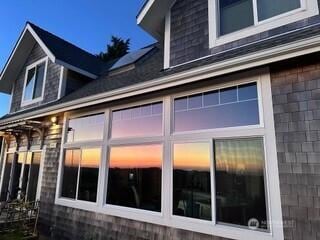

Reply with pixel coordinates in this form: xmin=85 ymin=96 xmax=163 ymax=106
xmin=51 ymin=116 xmax=58 ymax=125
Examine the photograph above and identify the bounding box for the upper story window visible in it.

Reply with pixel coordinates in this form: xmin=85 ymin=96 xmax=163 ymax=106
xmin=209 ymin=0 xmax=319 ymax=47
xmin=22 ymin=57 xmax=48 ymax=106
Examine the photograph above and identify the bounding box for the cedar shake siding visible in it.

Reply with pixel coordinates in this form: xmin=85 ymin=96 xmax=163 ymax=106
xmin=10 ymin=43 xmax=61 ymax=113
xmin=169 ymin=0 xmax=320 ymax=67
xmin=28 ymin=54 xmax=319 ymax=240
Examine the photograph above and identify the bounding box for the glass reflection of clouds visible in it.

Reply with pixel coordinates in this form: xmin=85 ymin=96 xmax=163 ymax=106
xmin=112 ymin=102 xmax=163 ymax=138
xmin=215 ymin=138 xmax=268 ymax=230
xmin=174 ymin=83 xmax=259 ymax=132
xmin=67 ymin=114 xmax=105 ymax=143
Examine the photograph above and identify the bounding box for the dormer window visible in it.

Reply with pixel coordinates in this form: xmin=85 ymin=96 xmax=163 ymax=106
xmin=22 ymin=57 xmax=48 ymax=106
xmin=209 ymin=0 xmax=319 ymax=47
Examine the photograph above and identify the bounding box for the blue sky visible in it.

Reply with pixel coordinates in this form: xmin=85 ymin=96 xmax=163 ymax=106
xmin=0 ymin=0 xmax=154 ymax=117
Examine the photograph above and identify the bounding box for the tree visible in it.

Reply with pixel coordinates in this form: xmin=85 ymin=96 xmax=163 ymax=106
xmin=97 ymin=36 xmax=130 ymax=62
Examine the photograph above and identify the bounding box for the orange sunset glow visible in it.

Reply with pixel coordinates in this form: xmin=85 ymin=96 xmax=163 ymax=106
xmin=109 ymin=145 xmax=162 ymax=169
xmin=174 ymin=143 xmax=211 ymax=171
xmin=65 ymin=149 xmax=101 ymax=168
xmin=81 ymin=149 xmax=101 ymax=168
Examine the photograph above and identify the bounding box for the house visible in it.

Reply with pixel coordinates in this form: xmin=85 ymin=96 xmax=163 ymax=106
xmin=0 ymin=0 xmax=320 ymax=239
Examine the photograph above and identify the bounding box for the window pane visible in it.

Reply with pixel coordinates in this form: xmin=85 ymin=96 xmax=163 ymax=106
xmin=111 ymin=102 xmax=163 ymax=138
xmin=188 ymin=94 xmax=202 ymax=109
xmin=27 ymin=152 xmax=41 ymax=201
xmin=204 ymin=91 xmax=219 ymax=106
xmin=173 ymin=143 xmax=212 ymax=220
xmin=257 ymin=0 xmax=300 ymax=21
xmin=175 ymin=97 xmax=188 ymax=111
xmin=33 ymin=63 xmax=46 ymax=99
xmin=61 ymin=149 xmax=80 ymax=199
xmin=174 ymin=83 xmax=259 ymax=132
xmin=219 ymin=0 xmax=254 ymax=35
xmin=0 ymin=154 xmax=14 ymax=201
xmin=220 ymin=87 xmax=237 ymax=104
xmin=215 ymin=138 xmax=268 ymax=230
xmin=238 ymin=83 xmax=258 ymax=101
xmin=107 ymin=145 xmax=162 ymax=212
xmin=24 ymin=68 xmax=36 ymax=101
xmin=67 ymin=114 xmax=105 ymax=143
xmin=11 ymin=153 xmax=25 ymax=199
xmin=78 ymin=149 xmax=100 ymax=202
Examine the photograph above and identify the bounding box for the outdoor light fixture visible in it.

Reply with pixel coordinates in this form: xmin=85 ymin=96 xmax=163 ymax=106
xmin=51 ymin=116 xmax=58 ymax=124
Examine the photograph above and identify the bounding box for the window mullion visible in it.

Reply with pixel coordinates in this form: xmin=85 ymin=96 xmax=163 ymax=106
xmin=163 ymin=96 xmax=172 ymax=221
xmin=75 ymin=150 xmax=81 ymax=200
xmin=31 ymin=66 xmax=37 ymax=100
xmin=252 ymin=0 xmax=259 ymax=25
xmin=210 ymin=139 xmax=216 ymax=225
xmin=98 ymin=109 xmax=111 ymax=208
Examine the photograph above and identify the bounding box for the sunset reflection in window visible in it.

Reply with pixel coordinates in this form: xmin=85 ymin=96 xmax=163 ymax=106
xmin=67 ymin=114 xmax=105 ymax=143
xmin=215 ymin=138 xmax=268 ymax=230
xmin=107 ymin=145 xmax=162 ymax=212
xmin=78 ymin=149 xmax=101 ymax=202
xmin=173 ymin=142 xmax=212 ymax=220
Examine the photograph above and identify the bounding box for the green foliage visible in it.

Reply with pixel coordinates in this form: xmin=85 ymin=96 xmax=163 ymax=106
xmin=97 ymin=36 xmax=130 ymax=62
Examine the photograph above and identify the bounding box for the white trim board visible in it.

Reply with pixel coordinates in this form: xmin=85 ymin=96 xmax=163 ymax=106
xmin=2 ymin=32 xmax=320 ymax=124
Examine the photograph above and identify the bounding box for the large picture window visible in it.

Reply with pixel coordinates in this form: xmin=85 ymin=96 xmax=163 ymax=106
xmin=107 ymin=145 xmax=162 ymax=212
xmin=56 ymin=75 xmax=283 ymax=240
xmin=106 ymin=102 xmax=164 ymax=212
xmin=215 ymin=138 xmax=268 ymax=229
xmin=173 ymin=142 xmax=212 ymax=220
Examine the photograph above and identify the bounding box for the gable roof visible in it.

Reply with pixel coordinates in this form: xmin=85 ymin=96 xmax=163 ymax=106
xmin=28 ymin=22 xmax=107 ymax=76
xmin=0 ymin=22 xmax=107 ymax=94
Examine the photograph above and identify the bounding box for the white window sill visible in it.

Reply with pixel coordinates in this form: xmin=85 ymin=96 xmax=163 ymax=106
xmin=21 ymin=97 xmax=43 ymax=107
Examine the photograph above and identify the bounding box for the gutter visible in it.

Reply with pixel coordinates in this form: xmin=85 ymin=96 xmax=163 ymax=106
xmin=2 ymin=33 xmax=320 ymax=124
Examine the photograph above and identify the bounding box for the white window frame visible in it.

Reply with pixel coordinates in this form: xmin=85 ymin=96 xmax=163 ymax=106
xmin=0 ymin=147 xmax=45 ymax=202
xmin=208 ymin=0 xmax=319 ymax=48
xmin=55 ymin=110 xmax=107 ymax=207
xmin=55 ymin=70 xmax=284 ymax=240
xmin=21 ymin=57 xmax=49 ymax=107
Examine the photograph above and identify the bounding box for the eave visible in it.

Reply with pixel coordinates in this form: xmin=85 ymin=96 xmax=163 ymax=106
xmin=2 ymin=32 xmax=320 ymax=125
xmin=137 ymin=0 xmax=175 ymax=40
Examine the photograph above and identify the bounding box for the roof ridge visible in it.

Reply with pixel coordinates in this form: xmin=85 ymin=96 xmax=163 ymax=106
xmin=26 ymin=21 xmax=104 ymax=62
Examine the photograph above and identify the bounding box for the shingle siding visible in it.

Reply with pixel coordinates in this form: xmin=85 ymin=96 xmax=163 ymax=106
xmin=169 ymin=0 xmax=320 ymax=67
xmin=170 ymin=0 xmax=210 ymax=66
xmin=271 ymin=55 xmax=320 ymax=240
xmin=10 ymin=43 xmax=61 ymax=113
